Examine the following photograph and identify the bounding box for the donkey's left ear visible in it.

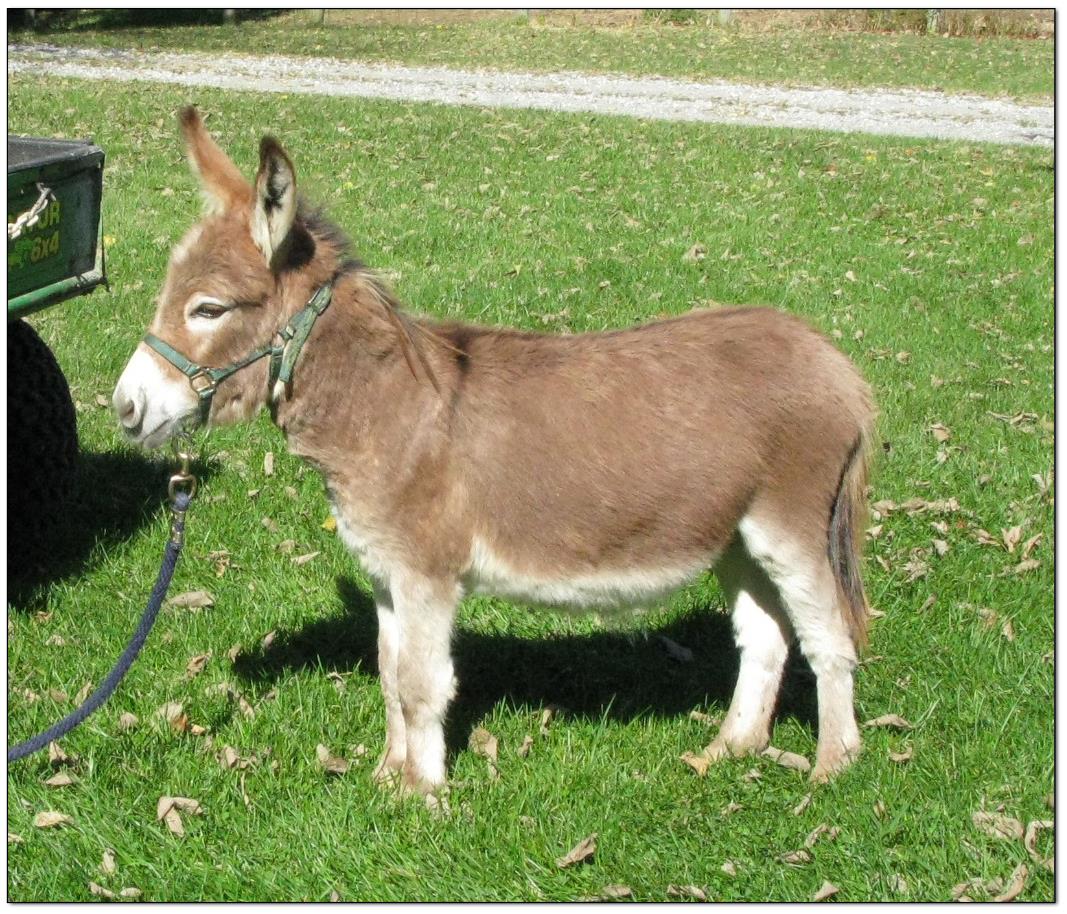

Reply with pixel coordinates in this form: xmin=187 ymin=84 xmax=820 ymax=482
xmin=251 ymin=136 xmax=297 ymax=269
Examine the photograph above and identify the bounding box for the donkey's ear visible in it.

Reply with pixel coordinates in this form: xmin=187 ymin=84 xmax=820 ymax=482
xmin=178 ymin=106 xmax=251 ymax=214
xmin=251 ymin=136 xmax=297 ymax=269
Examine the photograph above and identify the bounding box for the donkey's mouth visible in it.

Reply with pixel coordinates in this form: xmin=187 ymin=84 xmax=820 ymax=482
xmin=132 ymin=415 xmax=192 ymax=451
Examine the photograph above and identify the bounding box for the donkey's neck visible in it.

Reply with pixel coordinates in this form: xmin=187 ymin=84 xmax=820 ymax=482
xmin=271 ymin=269 xmax=448 ymax=497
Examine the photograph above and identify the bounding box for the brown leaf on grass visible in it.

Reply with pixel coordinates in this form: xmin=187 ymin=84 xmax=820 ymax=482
xmin=292 ymin=551 xmax=320 ymax=566
xmin=156 ymin=796 xmax=202 ymax=837
xmin=793 ymin=794 xmax=813 ymax=816
xmin=89 ymin=882 xmax=115 ymax=899
xmin=1010 ymin=558 xmax=1041 ymax=575
xmin=974 ymin=528 xmax=1000 ymax=547
xmin=721 ymin=801 xmax=743 ymax=818
xmin=119 ymin=888 xmax=142 ymax=899
xmin=813 ymin=881 xmax=840 ymax=902
xmin=689 ymin=710 xmax=717 ymax=726
xmin=33 ymin=811 xmax=73 ymax=829
xmin=263 ymin=451 xmax=274 ymax=476
xmin=1000 ymin=619 xmax=1016 ymax=642
xmin=932 ymin=539 xmax=950 ymax=557
xmin=742 ymin=768 xmax=762 ymax=782
xmin=889 ymin=873 xmax=908 ymax=894
xmin=276 ymin=539 xmax=296 ymax=555
xmin=762 ymin=746 xmax=811 ymax=773
xmin=680 ymin=751 xmax=710 ymax=777
xmin=873 ymin=800 xmax=887 ymax=819
xmin=74 ymin=681 xmax=92 ymax=704
xmin=1021 ymin=534 xmax=1043 ymax=560
xmin=261 ymin=630 xmax=277 ymax=651
xmin=579 ymin=884 xmax=632 ymax=902
xmin=1024 ymin=820 xmax=1054 ymax=872
xmin=261 ymin=516 xmax=280 ymax=534
xmin=45 ymin=633 xmax=66 ymax=646
xmin=667 ymin=884 xmax=707 ymax=901
xmin=517 ymin=735 xmax=534 ymax=758
xmin=556 ymin=833 xmax=597 ymax=869
xmin=155 ymin=702 xmax=188 ymax=734
xmin=778 ymin=849 xmax=812 ymax=866
xmin=682 ymin=243 xmax=707 ymax=264
xmin=185 ymin=653 xmax=211 ymax=679
xmin=804 ymin=824 xmax=841 ymax=848
xmin=44 ymin=771 xmax=78 ymax=788
xmin=992 ymin=864 xmax=1028 ymax=902
xmin=539 ymin=707 xmax=556 ymax=736
xmin=167 ymin=590 xmax=214 ymax=610
xmin=8 ymin=833 xmax=24 ymax=845
xmin=101 ymin=848 xmax=117 ymax=876
xmin=329 ymin=890 xmax=341 ymax=902
xmin=863 ymin=714 xmax=913 ymax=731
xmin=316 ymin=744 xmax=350 ymax=776
xmin=226 ymin=644 xmax=242 ymax=663
xmin=1001 ymin=526 xmax=1023 ymax=553
xmin=470 ymin=727 xmax=501 ymax=780
xmin=920 ymin=594 xmax=937 ymax=613
xmin=48 ymin=742 xmax=70 ymax=768
xmin=930 ymin=423 xmax=952 ymax=442
xmin=972 ymin=810 xmax=1025 ymax=841
xmin=721 ymin=860 xmax=739 ymax=876
xmin=888 ymin=746 xmax=914 ymax=764
xmin=117 ymin=712 xmax=139 ymax=732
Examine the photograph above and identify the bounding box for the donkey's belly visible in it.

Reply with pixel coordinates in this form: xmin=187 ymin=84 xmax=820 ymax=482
xmin=463 ymin=536 xmax=714 ymax=614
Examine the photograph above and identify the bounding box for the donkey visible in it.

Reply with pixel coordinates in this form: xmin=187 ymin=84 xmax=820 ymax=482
xmin=114 ymin=108 xmax=876 ymax=793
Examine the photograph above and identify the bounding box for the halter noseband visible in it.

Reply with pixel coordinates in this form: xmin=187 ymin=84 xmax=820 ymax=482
xmin=143 ymin=282 xmax=333 ymax=425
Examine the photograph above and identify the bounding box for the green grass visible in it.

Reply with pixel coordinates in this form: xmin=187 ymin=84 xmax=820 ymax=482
xmin=9 ymin=10 xmax=1054 ymax=100
xmin=7 ymin=74 xmax=1053 ymax=902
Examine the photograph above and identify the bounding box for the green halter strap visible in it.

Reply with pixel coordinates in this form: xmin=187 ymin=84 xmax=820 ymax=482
xmin=142 ymin=282 xmax=333 ymax=426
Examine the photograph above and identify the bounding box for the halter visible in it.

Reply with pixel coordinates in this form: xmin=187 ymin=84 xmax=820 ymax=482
xmin=143 ymin=282 xmax=333 ymax=425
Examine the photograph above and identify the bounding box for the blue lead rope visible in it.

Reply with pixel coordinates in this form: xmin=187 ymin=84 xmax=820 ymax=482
xmin=7 ymin=489 xmax=192 ymax=763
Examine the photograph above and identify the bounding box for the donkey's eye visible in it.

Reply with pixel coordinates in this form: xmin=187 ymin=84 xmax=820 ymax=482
xmin=193 ymin=301 xmax=228 ymax=319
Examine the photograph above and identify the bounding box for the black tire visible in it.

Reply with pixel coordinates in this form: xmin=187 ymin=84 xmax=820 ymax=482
xmin=7 ymin=318 xmax=79 ymax=566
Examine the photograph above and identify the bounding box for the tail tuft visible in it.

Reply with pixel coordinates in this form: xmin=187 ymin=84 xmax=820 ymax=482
xmin=828 ymin=427 xmax=874 ymax=648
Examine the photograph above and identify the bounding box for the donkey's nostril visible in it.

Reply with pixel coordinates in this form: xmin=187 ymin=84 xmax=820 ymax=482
xmin=113 ymin=389 xmax=142 ymax=430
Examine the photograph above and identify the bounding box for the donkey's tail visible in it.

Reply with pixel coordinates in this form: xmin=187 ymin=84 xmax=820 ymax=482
xmin=828 ymin=420 xmax=875 ymax=649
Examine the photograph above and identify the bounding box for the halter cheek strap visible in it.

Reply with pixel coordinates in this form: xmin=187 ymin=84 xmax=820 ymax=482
xmin=142 ymin=282 xmax=333 ymax=426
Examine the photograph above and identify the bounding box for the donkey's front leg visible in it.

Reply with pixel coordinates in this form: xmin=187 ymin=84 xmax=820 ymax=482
xmin=391 ymin=572 xmax=459 ymax=794
xmin=372 ymin=583 xmax=407 ymax=784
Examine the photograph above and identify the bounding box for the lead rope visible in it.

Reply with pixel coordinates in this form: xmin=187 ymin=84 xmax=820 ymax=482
xmin=7 ymin=449 xmax=198 ymax=763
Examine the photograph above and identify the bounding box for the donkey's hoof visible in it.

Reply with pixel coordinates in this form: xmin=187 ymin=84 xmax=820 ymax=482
xmin=810 ymin=746 xmax=860 ymax=784
xmin=705 ymin=732 xmax=769 ymax=762
xmin=373 ymin=752 xmax=405 ymax=788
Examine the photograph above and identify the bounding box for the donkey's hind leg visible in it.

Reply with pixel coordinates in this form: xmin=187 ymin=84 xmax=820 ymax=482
xmin=738 ymin=515 xmax=861 ymax=782
xmin=706 ymin=540 xmax=793 ymax=761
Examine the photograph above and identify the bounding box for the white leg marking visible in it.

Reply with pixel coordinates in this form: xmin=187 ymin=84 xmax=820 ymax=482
xmin=391 ymin=573 xmax=459 ymax=793
xmin=738 ymin=517 xmax=861 ymax=781
xmin=707 ymin=545 xmax=791 ymax=760
xmin=372 ymin=584 xmax=406 ymax=782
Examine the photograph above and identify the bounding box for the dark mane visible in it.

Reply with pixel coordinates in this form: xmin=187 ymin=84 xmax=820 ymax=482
xmin=298 ymin=198 xmax=364 ymax=277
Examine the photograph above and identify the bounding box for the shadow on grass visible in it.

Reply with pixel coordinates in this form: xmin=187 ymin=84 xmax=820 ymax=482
xmin=8 ymin=9 xmax=285 ymax=33
xmin=7 ymin=448 xmax=216 ymax=611
xmin=234 ymin=575 xmax=819 ymax=755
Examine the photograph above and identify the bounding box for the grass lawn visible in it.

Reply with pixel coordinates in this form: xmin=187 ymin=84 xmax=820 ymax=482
xmin=6 ymin=74 xmax=1053 ymax=902
xmin=8 ymin=10 xmax=1054 ymax=101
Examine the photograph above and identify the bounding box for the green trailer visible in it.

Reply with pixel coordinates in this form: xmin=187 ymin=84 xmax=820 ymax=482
xmin=8 ymin=135 xmax=106 ymax=562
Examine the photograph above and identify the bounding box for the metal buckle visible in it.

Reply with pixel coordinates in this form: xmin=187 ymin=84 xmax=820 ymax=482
xmin=189 ymin=369 xmax=216 ymax=396
xmin=168 ymin=446 xmax=198 ymax=504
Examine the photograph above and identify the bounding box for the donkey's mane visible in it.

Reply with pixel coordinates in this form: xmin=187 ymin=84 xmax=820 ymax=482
xmin=299 ymin=200 xmax=459 ymax=392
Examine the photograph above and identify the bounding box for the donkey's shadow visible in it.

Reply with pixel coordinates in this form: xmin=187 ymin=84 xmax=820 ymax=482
xmin=235 ymin=575 xmax=820 ymax=755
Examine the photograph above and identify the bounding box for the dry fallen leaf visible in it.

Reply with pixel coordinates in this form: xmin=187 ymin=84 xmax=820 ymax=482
xmin=1024 ymin=819 xmax=1054 ymax=872
xmin=469 ymin=727 xmax=500 ymax=780
xmin=156 ymin=796 xmax=202 ymax=837
xmin=888 ymin=746 xmax=914 ymax=764
xmin=155 ymin=702 xmax=188 ymax=734
xmin=185 ymin=653 xmax=211 ymax=679
xmin=682 ymin=243 xmax=707 ymax=264
xmin=556 ymin=833 xmax=597 ymax=869
xmin=975 ymin=528 xmax=1000 ymax=547
xmin=932 ymin=538 xmax=950 ymax=557
xmin=863 ymin=714 xmax=913 ymax=731
xmin=930 ymin=423 xmax=952 ymax=442
xmin=292 ymin=551 xmax=321 ymax=566
xmin=263 ymin=451 xmax=274 ymax=476
xmin=972 ymin=810 xmax=1025 ymax=842
xmin=721 ymin=801 xmax=743 ymax=817
xmin=813 ymin=881 xmax=840 ymax=902
xmin=539 ymin=707 xmax=556 ymax=736
xmin=261 ymin=630 xmax=277 ymax=651
xmin=1011 ymin=558 xmax=1041 ymax=575
xmin=1001 ymin=526 xmax=1023 ymax=553
xmin=580 ymin=884 xmax=632 ymax=902
xmin=117 ymin=712 xmax=139 ymax=732
xmin=48 ymin=742 xmax=70 ymax=768
xmin=992 ymin=863 xmax=1028 ymax=902
xmin=689 ymin=710 xmax=717 ymax=726
xmin=667 ymin=884 xmax=707 ymax=901
xmin=167 ymin=590 xmax=214 ymax=610
xmin=762 ymin=746 xmax=811 ymax=773
xmin=779 ymin=849 xmax=812 ymax=866
xmin=34 ymin=810 xmax=73 ymax=829
xmin=1021 ymin=533 xmax=1043 ymax=560
xmin=8 ymin=833 xmax=24 ymax=845
xmin=889 ymin=873 xmax=908 ymax=894
xmin=101 ymin=848 xmax=117 ymax=876
xmin=742 ymin=768 xmax=762 ymax=782
xmin=119 ymin=888 xmax=142 ymax=899
xmin=74 ymin=681 xmax=92 ymax=704
xmin=793 ymin=794 xmax=813 ymax=816
xmin=721 ymin=860 xmax=739 ymax=876
xmin=680 ymin=751 xmax=710 ymax=777
xmin=1001 ymin=618 xmax=1016 ymax=642
xmin=89 ymin=882 xmax=115 ymax=899
xmin=517 ymin=735 xmax=534 ymax=758
xmin=276 ymin=539 xmax=296 ymax=554
xmin=316 ymin=744 xmax=350 ymax=776
xmin=44 ymin=771 xmax=78 ymax=788
xmin=804 ymin=824 xmax=841 ymax=848
xmin=261 ymin=516 xmax=280 ymax=534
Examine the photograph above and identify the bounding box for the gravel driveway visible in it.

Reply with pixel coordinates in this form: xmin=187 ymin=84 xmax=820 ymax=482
xmin=9 ymin=43 xmax=1053 ymax=147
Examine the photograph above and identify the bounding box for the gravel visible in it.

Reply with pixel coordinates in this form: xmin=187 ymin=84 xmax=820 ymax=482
xmin=9 ymin=43 xmax=1053 ymax=147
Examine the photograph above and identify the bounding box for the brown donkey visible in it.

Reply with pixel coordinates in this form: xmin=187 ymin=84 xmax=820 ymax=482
xmin=114 ymin=109 xmax=876 ymax=793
